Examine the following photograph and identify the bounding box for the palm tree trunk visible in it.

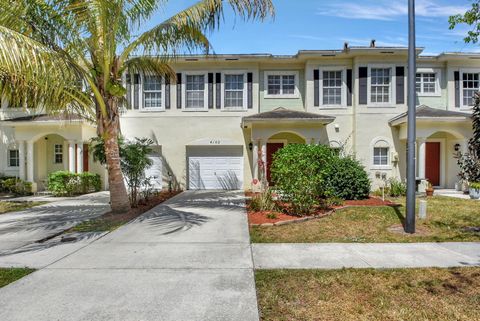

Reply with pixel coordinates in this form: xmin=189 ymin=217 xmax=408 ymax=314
xmin=100 ymin=99 xmax=130 ymax=214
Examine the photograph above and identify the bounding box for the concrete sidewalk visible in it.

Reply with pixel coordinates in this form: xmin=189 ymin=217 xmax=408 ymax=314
xmin=0 ymin=191 xmax=259 ymax=321
xmin=252 ymin=242 xmax=480 ymax=269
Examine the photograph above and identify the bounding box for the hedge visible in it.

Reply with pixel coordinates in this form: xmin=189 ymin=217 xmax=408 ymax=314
xmin=47 ymin=171 xmax=101 ymax=196
xmin=0 ymin=177 xmax=32 ymax=196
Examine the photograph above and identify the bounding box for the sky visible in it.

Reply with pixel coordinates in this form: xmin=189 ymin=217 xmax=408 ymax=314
xmin=151 ymin=0 xmax=479 ymax=56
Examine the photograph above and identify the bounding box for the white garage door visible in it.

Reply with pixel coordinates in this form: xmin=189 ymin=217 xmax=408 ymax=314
xmin=145 ymin=153 xmax=163 ymax=190
xmin=188 ymin=146 xmax=243 ymax=190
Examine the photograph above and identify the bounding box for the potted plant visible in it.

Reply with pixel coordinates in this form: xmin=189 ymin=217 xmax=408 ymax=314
xmin=425 ymin=182 xmax=434 ymax=197
xmin=469 ymin=182 xmax=480 ymax=200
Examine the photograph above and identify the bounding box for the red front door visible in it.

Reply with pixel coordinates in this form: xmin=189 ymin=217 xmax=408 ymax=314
xmin=425 ymin=142 xmax=441 ymax=186
xmin=266 ymin=143 xmax=284 ymax=185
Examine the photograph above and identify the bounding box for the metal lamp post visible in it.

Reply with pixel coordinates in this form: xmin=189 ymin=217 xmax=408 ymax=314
xmin=405 ymin=0 xmax=416 ymax=233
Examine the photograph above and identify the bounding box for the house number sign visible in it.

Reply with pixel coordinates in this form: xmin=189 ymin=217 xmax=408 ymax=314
xmin=209 ymin=139 xmax=221 ymax=145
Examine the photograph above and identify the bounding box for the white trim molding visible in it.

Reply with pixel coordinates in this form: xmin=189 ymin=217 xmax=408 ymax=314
xmin=459 ymin=68 xmax=480 ymax=110
xmin=367 ymin=64 xmax=397 ymax=107
xmin=220 ymin=70 xmax=248 ymax=110
xmin=181 ymin=71 xmax=209 ymax=111
xmin=416 ymin=68 xmax=442 ymax=97
xmin=369 ymin=136 xmax=394 ymax=170
xmin=319 ymin=66 xmax=347 ymax=108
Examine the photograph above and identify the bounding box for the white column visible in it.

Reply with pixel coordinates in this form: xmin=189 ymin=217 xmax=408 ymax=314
xmin=417 ymin=138 xmax=426 ymax=179
xmin=252 ymin=141 xmax=259 ymax=180
xmin=18 ymin=140 xmax=26 ymax=180
xmin=68 ymin=140 xmax=76 ymax=173
xmin=26 ymin=140 xmax=34 ymax=182
xmin=260 ymin=140 xmax=267 ymax=181
xmin=76 ymin=142 xmax=83 ymax=173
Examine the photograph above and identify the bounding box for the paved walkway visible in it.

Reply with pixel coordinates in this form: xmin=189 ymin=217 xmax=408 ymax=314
xmin=0 ymin=192 xmax=110 ymax=254
xmin=435 ymin=189 xmax=474 ymax=200
xmin=0 ymin=191 xmax=258 ymax=321
xmin=253 ymin=243 xmax=480 ymax=269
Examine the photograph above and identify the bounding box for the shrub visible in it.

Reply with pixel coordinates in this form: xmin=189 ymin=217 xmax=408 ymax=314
xmin=48 ymin=171 xmax=101 ymax=196
xmin=249 ymin=189 xmax=276 ymax=212
xmin=270 ymin=144 xmax=336 ymax=215
xmin=0 ymin=178 xmax=32 ymax=196
xmin=388 ymin=178 xmax=407 ymax=197
xmin=470 ymin=182 xmax=480 ymax=190
xmin=324 ymin=157 xmax=370 ymax=200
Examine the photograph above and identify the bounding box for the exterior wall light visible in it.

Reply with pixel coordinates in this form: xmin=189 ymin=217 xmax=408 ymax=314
xmin=454 ymin=143 xmax=461 ymax=152
xmin=248 ymin=142 xmax=253 ymax=151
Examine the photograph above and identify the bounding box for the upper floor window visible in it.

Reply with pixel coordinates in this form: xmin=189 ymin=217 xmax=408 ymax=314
xmin=143 ymin=75 xmax=162 ymax=109
xmin=462 ymin=72 xmax=479 ymax=107
xmin=186 ymin=74 xmax=206 ymax=109
xmin=224 ymin=74 xmax=244 ymax=109
xmin=264 ymin=71 xmax=299 ymax=98
xmin=8 ymin=149 xmax=19 ymax=167
xmin=322 ymin=70 xmax=343 ymax=106
xmin=54 ymin=144 xmax=63 ymax=164
xmin=416 ymin=70 xmax=440 ymax=96
xmin=370 ymin=68 xmax=391 ymax=104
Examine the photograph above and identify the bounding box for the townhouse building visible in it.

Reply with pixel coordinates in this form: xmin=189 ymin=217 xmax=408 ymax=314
xmin=0 ymin=44 xmax=476 ymax=192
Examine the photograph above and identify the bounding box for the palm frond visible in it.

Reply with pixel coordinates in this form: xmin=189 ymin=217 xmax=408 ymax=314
xmin=124 ymin=56 xmax=176 ymax=80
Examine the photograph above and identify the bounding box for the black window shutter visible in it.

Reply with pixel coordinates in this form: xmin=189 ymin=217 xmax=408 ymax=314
xmin=454 ymin=71 xmax=460 ymax=108
xmin=208 ymin=73 xmax=214 ymax=109
xmin=133 ymin=73 xmax=140 ymax=110
xmin=126 ymin=73 xmax=132 ymax=110
xmin=358 ymin=67 xmax=368 ymax=105
xmin=247 ymin=73 xmax=253 ymax=109
xmin=176 ymin=73 xmax=182 ymax=109
xmin=346 ymin=69 xmax=353 ymax=106
xmin=215 ymin=73 xmax=221 ymax=109
xmin=396 ymin=66 xmax=405 ymax=105
xmin=165 ymin=76 xmax=170 ymax=109
xmin=313 ymin=69 xmax=320 ymax=107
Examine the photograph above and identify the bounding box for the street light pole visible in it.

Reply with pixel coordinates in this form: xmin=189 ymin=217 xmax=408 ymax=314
xmin=405 ymin=0 xmax=416 ymax=233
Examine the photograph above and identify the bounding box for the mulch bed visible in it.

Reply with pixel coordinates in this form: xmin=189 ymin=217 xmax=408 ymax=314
xmin=247 ymin=195 xmax=398 ymax=226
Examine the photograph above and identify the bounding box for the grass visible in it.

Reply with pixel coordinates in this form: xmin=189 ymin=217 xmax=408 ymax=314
xmin=256 ymin=268 xmax=480 ymax=321
xmin=250 ymin=196 xmax=480 ymax=243
xmin=0 ymin=201 xmax=45 ymax=214
xmin=0 ymin=268 xmax=35 ymax=288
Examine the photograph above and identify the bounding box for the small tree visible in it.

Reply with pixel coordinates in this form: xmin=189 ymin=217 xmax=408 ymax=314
xmin=91 ymin=137 xmax=153 ymax=207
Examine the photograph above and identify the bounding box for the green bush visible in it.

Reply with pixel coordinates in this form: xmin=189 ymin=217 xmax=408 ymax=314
xmin=48 ymin=171 xmax=101 ymax=196
xmin=249 ymin=189 xmax=277 ymax=212
xmin=388 ymin=178 xmax=407 ymax=197
xmin=324 ymin=157 xmax=370 ymax=200
xmin=0 ymin=178 xmax=32 ymax=196
xmin=270 ymin=144 xmax=336 ymax=215
xmin=470 ymin=182 xmax=480 ymax=190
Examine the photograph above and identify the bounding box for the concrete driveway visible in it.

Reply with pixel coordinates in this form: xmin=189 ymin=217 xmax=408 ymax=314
xmin=0 ymin=190 xmax=258 ymax=321
xmin=0 ymin=192 xmax=110 ymax=254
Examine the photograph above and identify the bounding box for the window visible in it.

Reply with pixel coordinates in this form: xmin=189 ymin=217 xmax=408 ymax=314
xmin=462 ymin=72 xmax=479 ymax=107
xmin=143 ymin=75 xmax=162 ymax=109
xmin=373 ymin=147 xmax=389 ymax=166
xmin=54 ymin=144 xmax=63 ymax=164
xmin=8 ymin=149 xmax=19 ymax=167
xmin=322 ymin=71 xmax=342 ymax=105
xmin=224 ymin=74 xmax=244 ymax=108
xmin=416 ymin=72 xmax=437 ymax=95
xmin=186 ymin=74 xmax=205 ymax=109
xmin=265 ymin=72 xmax=297 ymax=97
xmin=370 ymin=68 xmax=391 ymax=104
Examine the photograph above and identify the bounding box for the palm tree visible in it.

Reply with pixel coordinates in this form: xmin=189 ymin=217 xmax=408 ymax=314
xmin=0 ymin=0 xmax=274 ymax=213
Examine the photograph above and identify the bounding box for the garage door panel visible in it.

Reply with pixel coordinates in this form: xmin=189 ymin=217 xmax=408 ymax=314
xmin=187 ymin=147 xmax=243 ymax=190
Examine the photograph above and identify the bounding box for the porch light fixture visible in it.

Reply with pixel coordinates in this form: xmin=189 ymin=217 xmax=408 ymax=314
xmin=454 ymin=143 xmax=461 ymax=152
xmin=248 ymin=142 xmax=253 ymax=151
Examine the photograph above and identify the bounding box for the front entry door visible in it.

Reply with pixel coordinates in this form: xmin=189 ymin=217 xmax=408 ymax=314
xmin=425 ymin=142 xmax=441 ymax=186
xmin=266 ymin=143 xmax=284 ymax=185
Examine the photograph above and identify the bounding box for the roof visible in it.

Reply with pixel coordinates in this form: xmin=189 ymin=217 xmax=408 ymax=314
xmin=242 ymin=107 xmax=335 ymax=125
xmin=4 ymin=114 xmax=84 ymax=122
xmin=389 ymin=105 xmax=472 ymax=126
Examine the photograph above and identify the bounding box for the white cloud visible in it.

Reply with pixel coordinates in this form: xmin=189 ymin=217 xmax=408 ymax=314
xmin=317 ymin=0 xmax=467 ymax=21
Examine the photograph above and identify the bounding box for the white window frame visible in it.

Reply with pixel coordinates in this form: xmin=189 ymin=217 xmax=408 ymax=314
xmin=370 ymin=137 xmax=393 ymax=170
xmin=416 ymin=68 xmax=441 ymax=97
xmin=459 ymin=68 xmax=480 ymax=109
xmin=264 ymin=71 xmax=300 ymax=99
xmin=8 ymin=149 xmax=19 ymax=168
xmin=182 ymin=71 xmax=209 ymax=111
xmin=319 ymin=67 xmax=347 ymax=108
xmin=54 ymin=144 xmax=63 ymax=164
xmin=367 ymin=64 xmax=396 ymax=107
xmin=142 ymin=74 xmax=165 ymax=111
xmin=221 ymin=71 xmax=248 ymax=110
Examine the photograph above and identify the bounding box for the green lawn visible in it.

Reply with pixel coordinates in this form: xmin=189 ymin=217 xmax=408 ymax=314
xmin=0 ymin=201 xmax=45 ymax=214
xmin=250 ymin=196 xmax=480 ymax=243
xmin=256 ymin=268 xmax=480 ymax=321
xmin=0 ymin=268 xmax=35 ymax=288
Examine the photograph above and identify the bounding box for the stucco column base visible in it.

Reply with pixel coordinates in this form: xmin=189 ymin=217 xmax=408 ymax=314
xmin=30 ymin=182 xmax=38 ymax=193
